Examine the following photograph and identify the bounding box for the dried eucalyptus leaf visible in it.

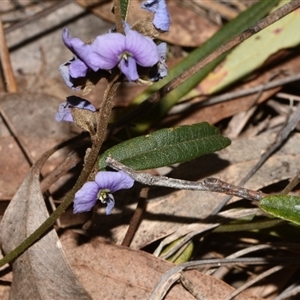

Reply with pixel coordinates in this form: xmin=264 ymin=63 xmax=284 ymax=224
xmin=0 ymin=149 xmax=91 ymax=300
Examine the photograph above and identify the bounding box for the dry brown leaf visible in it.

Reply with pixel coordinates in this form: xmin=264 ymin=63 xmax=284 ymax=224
xmin=0 ymin=148 xmax=91 ymax=299
xmin=0 ymin=92 xmax=74 ymax=199
xmin=165 ymin=49 xmax=300 ymax=128
xmin=76 ymin=0 xmax=219 ymax=47
xmin=62 ymin=230 xmax=262 ymax=300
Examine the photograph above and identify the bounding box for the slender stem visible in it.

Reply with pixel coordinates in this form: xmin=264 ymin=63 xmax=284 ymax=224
xmin=114 ymin=0 xmax=125 ymax=34
xmin=167 ymin=0 xmax=300 ymax=93
xmin=0 ymin=75 xmax=120 ymax=268
xmin=106 ymin=157 xmax=265 ymax=201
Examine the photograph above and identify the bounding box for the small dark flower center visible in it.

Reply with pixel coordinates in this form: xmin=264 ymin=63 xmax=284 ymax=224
xmin=98 ymin=189 xmax=111 ymax=203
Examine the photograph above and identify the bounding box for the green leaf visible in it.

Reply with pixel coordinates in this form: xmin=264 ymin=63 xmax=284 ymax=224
xmin=200 ymin=0 xmax=300 ymax=94
xmin=160 ymin=238 xmax=194 ymax=264
xmin=98 ymin=122 xmax=231 ymax=170
xmin=119 ymin=0 xmax=130 ymax=21
xmin=121 ymin=0 xmax=278 ymax=134
xmin=260 ymin=195 xmax=300 ymax=225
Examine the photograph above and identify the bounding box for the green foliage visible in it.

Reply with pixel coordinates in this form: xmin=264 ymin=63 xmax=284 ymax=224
xmin=124 ymin=0 xmax=278 ymax=134
xmin=260 ymin=195 xmax=300 ymax=225
xmin=161 ymin=238 xmax=194 ymax=264
xmin=119 ymin=0 xmax=130 ymax=21
xmin=98 ymin=122 xmax=231 ymax=170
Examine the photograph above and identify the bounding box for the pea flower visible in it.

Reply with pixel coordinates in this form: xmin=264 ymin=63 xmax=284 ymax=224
xmin=62 ymin=27 xmax=160 ymax=82
xmin=141 ymin=0 xmax=170 ymax=32
xmin=73 ymin=171 xmax=134 ymax=215
xmin=55 ymin=96 xmax=96 ymax=123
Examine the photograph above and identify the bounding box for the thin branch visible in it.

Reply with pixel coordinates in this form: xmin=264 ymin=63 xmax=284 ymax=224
xmin=0 ymin=15 xmax=17 ymax=91
xmin=198 ymin=73 xmax=300 ymax=108
xmin=106 ymin=157 xmax=265 ymax=201
xmin=148 ymin=257 xmax=299 ymax=300
xmin=224 ymin=265 xmax=286 ymax=300
xmin=168 ymin=0 xmax=300 ymax=92
xmin=121 ymin=187 xmax=149 ymax=247
xmin=212 ymin=101 xmax=300 ymax=214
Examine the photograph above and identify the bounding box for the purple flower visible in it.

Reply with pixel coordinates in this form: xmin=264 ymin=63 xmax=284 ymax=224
xmin=62 ymin=27 xmax=160 ymax=81
xmin=73 ymin=171 xmax=134 ymax=215
xmin=142 ymin=0 xmax=170 ymax=32
xmin=153 ymin=42 xmax=168 ymax=81
xmin=55 ymin=96 xmax=96 ymax=122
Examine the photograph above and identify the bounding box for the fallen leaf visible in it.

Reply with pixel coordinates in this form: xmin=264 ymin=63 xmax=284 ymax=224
xmin=199 ymin=2 xmax=300 ymax=94
xmin=0 ymin=148 xmax=91 ymax=299
xmin=62 ymin=230 xmax=262 ymax=300
xmin=0 ymin=92 xmax=74 ymax=199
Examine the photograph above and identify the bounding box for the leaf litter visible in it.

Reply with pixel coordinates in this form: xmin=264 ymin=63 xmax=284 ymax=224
xmin=1 ymin=1 xmax=300 ymax=299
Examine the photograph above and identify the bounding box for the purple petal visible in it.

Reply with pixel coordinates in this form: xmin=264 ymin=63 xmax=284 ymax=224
xmin=69 ymin=58 xmax=89 ymax=78
xmin=55 ymin=101 xmax=73 ymax=122
xmin=119 ymin=56 xmax=139 ymax=81
xmin=95 ymin=171 xmax=134 ymax=193
xmin=125 ymin=30 xmax=159 ymax=67
xmin=59 ymin=61 xmax=80 ymax=90
xmin=156 ymin=42 xmax=168 ymax=79
xmin=87 ymin=33 xmax=126 ymax=70
xmin=105 ymin=194 xmax=115 ymax=215
xmin=73 ymin=181 xmax=99 ymax=213
xmin=141 ymin=0 xmax=170 ymax=31
xmin=141 ymin=0 xmax=157 ymax=13
xmin=62 ymin=28 xmax=92 ymax=60
xmin=67 ymin=96 xmax=96 ymax=111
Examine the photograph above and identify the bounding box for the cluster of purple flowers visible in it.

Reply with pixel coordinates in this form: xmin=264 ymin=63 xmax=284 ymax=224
xmin=60 ymin=0 xmax=170 ymax=88
xmin=57 ymin=0 xmax=170 ymax=215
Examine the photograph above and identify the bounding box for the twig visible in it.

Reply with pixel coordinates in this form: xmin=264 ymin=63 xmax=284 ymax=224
xmin=148 ymin=257 xmax=299 ymax=300
xmin=274 ymin=285 xmax=300 ymax=300
xmin=179 ymin=274 xmax=204 ymax=300
xmin=154 ymin=208 xmax=261 ymax=259
xmin=4 ymin=0 xmax=70 ymax=34
xmin=106 ymin=157 xmax=265 ymax=201
xmin=0 ymin=72 xmax=120 ymax=267
xmin=212 ymin=101 xmax=300 ymax=214
xmin=0 ymin=15 xmax=17 ymax=92
xmin=223 ymin=265 xmax=286 ymax=300
xmin=0 ymin=106 xmax=33 ymax=166
xmin=168 ymin=1 xmax=300 ymax=92
xmin=121 ymin=187 xmax=149 ymax=247
xmin=199 ymin=73 xmax=300 ymax=107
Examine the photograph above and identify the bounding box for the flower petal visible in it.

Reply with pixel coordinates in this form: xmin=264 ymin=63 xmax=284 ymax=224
xmin=87 ymin=33 xmax=126 ymax=70
xmin=141 ymin=0 xmax=170 ymax=31
xmin=69 ymin=58 xmax=89 ymax=78
xmin=141 ymin=0 xmax=157 ymax=13
xmin=125 ymin=30 xmax=159 ymax=67
xmin=73 ymin=181 xmax=99 ymax=213
xmin=55 ymin=97 xmax=96 ymax=123
xmin=156 ymin=42 xmax=168 ymax=79
xmin=119 ymin=56 xmax=139 ymax=81
xmin=59 ymin=60 xmax=80 ymax=90
xmin=62 ymin=28 xmax=92 ymax=60
xmin=67 ymin=96 xmax=96 ymax=111
xmin=95 ymin=171 xmax=134 ymax=193
xmin=55 ymin=101 xmax=73 ymax=122
xmin=105 ymin=194 xmax=115 ymax=215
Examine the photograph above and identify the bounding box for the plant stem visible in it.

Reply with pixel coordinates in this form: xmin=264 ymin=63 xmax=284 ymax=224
xmin=0 ymin=75 xmax=120 ymax=268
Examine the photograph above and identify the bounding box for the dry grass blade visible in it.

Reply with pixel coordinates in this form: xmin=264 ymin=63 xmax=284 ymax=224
xmin=0 ymin=15 xmax=17 ymax=92
xmin=148 ymin=257 xmax=284 ymax=300
xmin=154 ymin=208 xmax=261 ymax=258
xmin=223 ymin=265 xmax=286 ymax=300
